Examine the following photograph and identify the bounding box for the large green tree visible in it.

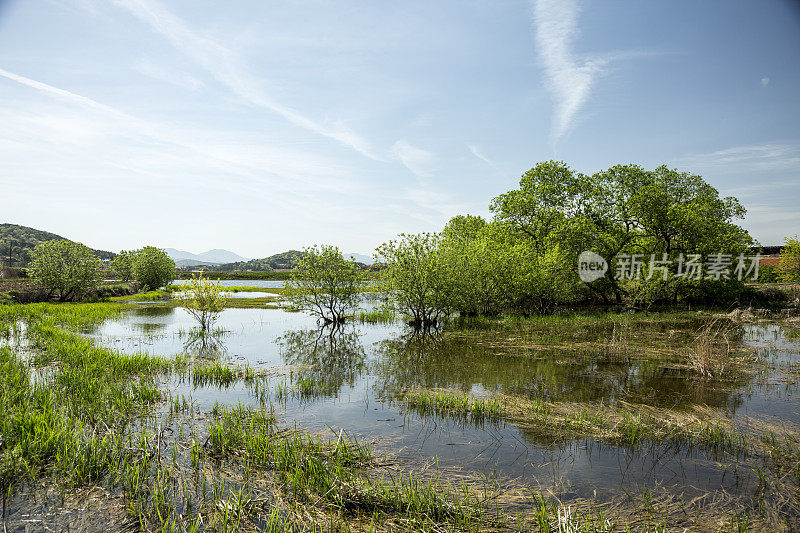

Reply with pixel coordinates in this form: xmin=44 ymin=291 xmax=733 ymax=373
xmin=29 ymin=240 xmax=100 ymax=301
xmin=491 ymin=161 xmax=752 ymax=305
xmin=132 ymin=246 xmax=176 ymax=290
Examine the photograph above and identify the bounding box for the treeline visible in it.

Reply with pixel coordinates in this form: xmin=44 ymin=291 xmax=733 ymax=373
xmin=373 ymin=161 xmax=760 ymax=321
xmin=285 ymin=161 xmax=798 ymax=328
xmin=0 ymin=223 xmax=115 ymax=268
xmin=19 ymin=242 xmax=176 ymax=301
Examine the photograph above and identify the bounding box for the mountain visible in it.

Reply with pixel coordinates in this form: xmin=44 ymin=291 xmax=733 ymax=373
xmin=164 ymin=248 xmax=250 ymax=266
xmin=345 ymin=252 xmax=374 ymax=265
xmin=207 ymin=250 xmax=374 ymax=271
xmin=0 ymin=223 xmax=115 ymax=267
xmin=211 ymin=250 xmax=306 ymax=271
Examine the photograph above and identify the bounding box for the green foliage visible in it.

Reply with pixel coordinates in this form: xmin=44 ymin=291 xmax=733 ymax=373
xmin=110 ymin=250 xmax=134 ymax=281
xmin=0 ymin=303 xmax=174 ymax=493
xmin=285 ymin=245 xmax=363 ymax=323
xmin=490 ymin=161 xmax=753 ymax=305
xmin=29 ymin=240 xmax=100 ymax=301
xmin=132 ymin=246 xmax=176 ymax=290
xmin=757 ymin=265 xmax=781 ymax=283
xmin=779 ymin=235 xmax=800 ymax=282
xmin=376 ymin=233 xmax=451 ymax=327
xmin=176 ymin=274 xmax=228 ymax=330
xmin=0 ymin=223 xmax=115 ymax=267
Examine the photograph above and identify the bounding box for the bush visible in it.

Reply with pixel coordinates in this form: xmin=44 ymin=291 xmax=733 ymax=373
xmin=132 ymin=247 xmax=175 ymax=290
xmin=286 ymin=245 xmax=363 ymax=324
xmin=779 ymin=236 xmax=800 ymax=282
xmin=177 ymin=275 xmax=228 ymax=330
xmin=29 ymin=240 xmax=99 ymax=301
xmin=111 ymin=251 xmax=134 ymax=281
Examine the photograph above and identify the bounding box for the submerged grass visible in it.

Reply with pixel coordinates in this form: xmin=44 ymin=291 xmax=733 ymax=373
xmin=203 ymin=403 xmax=486 ymax=530
xmin=356 ymin=308 xmax=397 ymax=324
xmin=0 ymin=303 xmax=178 ymax=498
xmin=402 ymin=389 xmax=502 ymax=422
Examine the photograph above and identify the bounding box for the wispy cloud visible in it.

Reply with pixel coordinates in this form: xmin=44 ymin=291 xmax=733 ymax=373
xmin=676 ymin=143 xmax=800 ymax=172
xmin=531 ymin=0 xmax=607 ymax=145
xmin=134 ymin=59 xmax=205 ymax=91
xmin=467 ymin=144 xmax=493 ymax=165
xmin=0 ymin=67 xmax=356 ymax=195
xmin=761 ymin=77 xmax=770 ymax=87
xmin=111 ymin=0 xmax=380 ymax=160
xmin=391 ymin=140 xmax=435 ymax=180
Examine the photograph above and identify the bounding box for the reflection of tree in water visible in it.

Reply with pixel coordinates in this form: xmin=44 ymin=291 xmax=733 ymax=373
xmin=374 ymin=331 xmax=747 ymax=411
xmin=278 ymin=327 xmax=367 ymax=398
xmin=181 ymin=329 xmax=228 ymax=360
xmin=131 ymin=322 xmax=167 ymax=335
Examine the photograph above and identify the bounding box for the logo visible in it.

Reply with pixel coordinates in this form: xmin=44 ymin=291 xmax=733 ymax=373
xmin=578 ymin=251 xmax=607 ymax=283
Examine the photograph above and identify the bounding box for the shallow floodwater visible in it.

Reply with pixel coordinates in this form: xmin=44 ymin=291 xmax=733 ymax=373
xmin=84 ymin=305 xmax=800 ymax=508
xmin=172 ymin=278 xmax=285 ymax=288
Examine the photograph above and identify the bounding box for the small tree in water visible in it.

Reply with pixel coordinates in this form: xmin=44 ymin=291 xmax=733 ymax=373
xmin=285 ymin=245 xmax=363 ymax=325
xmin=178 ymin=274 xmax=228 ymax=331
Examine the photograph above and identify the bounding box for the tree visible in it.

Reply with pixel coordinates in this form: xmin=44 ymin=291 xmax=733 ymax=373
xmin=490 ymin=160 xmax=592 ymax=255
xmin=375 ymin=233 xmax=451 ymax=328
xmin=132 ymin=246 xmax=175 ymax=290
xmin=111 ymin=250 xmax=134 ymax=281
xmin=285 ymin=245 xmax=363 ymax=324
xmin=29 ymin=240 xmax=99 ymax=301
xmin=438 ymin=218 xmax=516 ymax=316
xmin=177 ymin=274 xmax=228 ymax=331
xmin=779 ymin=235 xmax=800 ymax=283
xmin=492 ymin=161 xmax=753 ymax=306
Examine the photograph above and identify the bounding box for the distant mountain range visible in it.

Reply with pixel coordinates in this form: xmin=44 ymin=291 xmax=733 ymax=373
xmin=344 ymin=253 xmax=374 ymax=265
xmin=0 ymin=223 xmax=374 ymax=271
xmin=0 ymin=223 xmax=115 ymax=267
xmin=164 ymin=248 xmax=250 ymax=267
xmin=193 ymin=250 xmax=374 ymax=271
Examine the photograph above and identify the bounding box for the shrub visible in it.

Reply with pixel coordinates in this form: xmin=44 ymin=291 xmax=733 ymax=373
xmin=285 ymin=245 xmax=363 ymax=324
xmin=29 ymin=240 xmax=99 ymax=301
xmin=111 ymin=250 xmax=134 ymax=281
xmin=779 ymin=236 xmax=800 ymax=282
xmin=177 ymin=275 xmax=228 ymax=330
xmin=132 ymin=246 xmax=175 ymax=290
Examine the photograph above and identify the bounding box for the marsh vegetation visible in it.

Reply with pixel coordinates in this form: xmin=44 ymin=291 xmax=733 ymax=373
xmin=1 ymin=293 xmax=799 ymax=532
xmin=2 ymin=163 xmax=799 ymax=531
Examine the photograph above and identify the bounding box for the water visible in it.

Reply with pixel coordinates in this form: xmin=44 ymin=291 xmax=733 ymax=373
xmin=172 ymin=279 xmax=285 ymax=288
xmin=83 ymin=305 xmax=800 ymax=511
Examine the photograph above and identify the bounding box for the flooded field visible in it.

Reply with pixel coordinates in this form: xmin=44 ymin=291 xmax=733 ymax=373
xmin=1 ymin=291 xmax=799 ymax=531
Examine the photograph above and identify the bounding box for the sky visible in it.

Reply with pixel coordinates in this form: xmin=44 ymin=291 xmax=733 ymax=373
xmin=1 ymin=0 xmax=799 ymax=258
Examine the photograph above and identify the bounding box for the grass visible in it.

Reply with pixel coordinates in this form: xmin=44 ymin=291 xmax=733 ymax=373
xmin=402 ymin=389 xmax=502 ymax=422
xmin=2 ymin=299 xmax=798 ymax=530
xmin=356 ymin=308 xmax=396 ymax=324
xmin=688 ymin=319 xmax=735 ymax=379
xmin=203 ymin=404 xmax=486 ymax=530
xmin=191 ymin=360 xmax=268 ymax=387
xmin=110 ymin=289 xmax=171 ymax=303
xmin=0 ymin=303 xmax=178 ymax=495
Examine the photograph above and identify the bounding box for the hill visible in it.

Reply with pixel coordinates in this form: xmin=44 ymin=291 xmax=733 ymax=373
xmin=0 ymin=223 xmax=115 ymax=267
xmin=164 ymin=248 xmax=250 ymax=265
xmin=345 ymin=252 xmax=374 ymax=265
xmin=210 ymin=250 xmax=305 ymax=271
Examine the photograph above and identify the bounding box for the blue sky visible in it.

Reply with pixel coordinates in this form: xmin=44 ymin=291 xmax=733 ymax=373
xmin=1 ymin=0 xmax=798 ymax=258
